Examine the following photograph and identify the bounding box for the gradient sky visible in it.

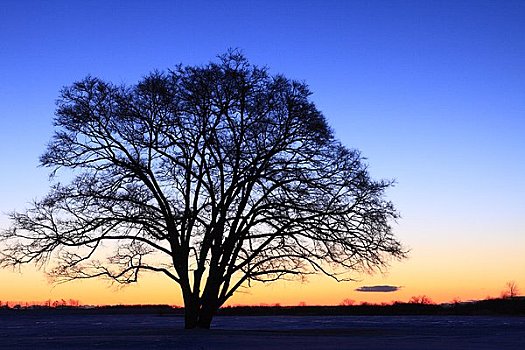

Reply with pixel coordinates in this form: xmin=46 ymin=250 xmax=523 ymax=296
xmin=1 ymin=0 xmax=524 ymax=306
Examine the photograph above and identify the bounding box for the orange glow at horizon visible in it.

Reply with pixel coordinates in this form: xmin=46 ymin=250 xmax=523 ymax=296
xmin=2 ymin=237 xmax=523 ymax=307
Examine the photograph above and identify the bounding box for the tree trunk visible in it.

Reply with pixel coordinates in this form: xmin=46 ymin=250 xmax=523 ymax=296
xmin=183 ymin=267 xmax=221 ymax=329
xmin=196 ymin=303 xmax=216 ymax=329
xmin=183 ymin=297 xmax=199 ymax=329
xmin=183 ymin=296 xmax=218 ymax=329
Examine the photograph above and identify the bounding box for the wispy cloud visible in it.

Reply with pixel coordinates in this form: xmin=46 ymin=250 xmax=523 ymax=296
xmin=355 ymin=285 xmax=401 ymax=293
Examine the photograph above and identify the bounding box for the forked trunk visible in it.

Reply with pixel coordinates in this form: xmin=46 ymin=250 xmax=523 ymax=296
xmin=183 ymin=296 xmax=218 ymax=329
xmin=196 ymin=308 xmax=215 ymax=329
xmin=195 ymin=301 xmax=217 ymax=329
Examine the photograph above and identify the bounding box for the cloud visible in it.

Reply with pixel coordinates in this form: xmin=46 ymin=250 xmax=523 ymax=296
xmin=355 ymin=285 xmax=401 ymax=293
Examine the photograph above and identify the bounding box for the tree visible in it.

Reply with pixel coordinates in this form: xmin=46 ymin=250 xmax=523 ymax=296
xmin=340 ymin=298 xmax=356 ymax=306
xmin=0 ymin=51 xmax=404 ymax=329
xmin=408 ymin=295 xmax=433 ymax=305
xmin=502 ymin=281 xmax=520 ymax=298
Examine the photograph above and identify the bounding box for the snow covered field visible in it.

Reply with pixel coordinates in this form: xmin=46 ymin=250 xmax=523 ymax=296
xmin=1 ymin=314 xmax=523 ymax=349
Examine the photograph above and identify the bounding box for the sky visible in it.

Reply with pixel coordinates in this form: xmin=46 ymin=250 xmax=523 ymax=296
xmin=0 ymin=0 xmax=524 ymax=306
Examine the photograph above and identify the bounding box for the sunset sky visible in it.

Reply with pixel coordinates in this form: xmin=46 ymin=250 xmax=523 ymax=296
xmin=1 ymin=1 xmax=524 ymax=306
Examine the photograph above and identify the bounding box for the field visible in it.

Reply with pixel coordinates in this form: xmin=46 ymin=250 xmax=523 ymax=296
xmin=1 ymin=313 xmax=524 ymax=349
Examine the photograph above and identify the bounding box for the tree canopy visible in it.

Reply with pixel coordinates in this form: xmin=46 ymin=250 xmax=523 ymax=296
xmin=1 ymin=51 xmax=404 ymax=328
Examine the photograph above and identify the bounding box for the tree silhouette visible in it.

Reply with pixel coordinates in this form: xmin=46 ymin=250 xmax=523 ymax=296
xmin=0 ymin=51 xmax=404 ymax=329
xmin=340 ymin=298 xmax=356 ymax=306
xmin=502 ymin=281 xmax=520 ymax=298
xmin=408 ymin=295 xmax=434 ymax=305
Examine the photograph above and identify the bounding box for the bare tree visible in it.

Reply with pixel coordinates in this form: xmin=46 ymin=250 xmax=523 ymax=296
xmin=0 ymin=51 xmax=404 ymax=329
xmin=502 ymin=281 xmax=520 ymax=298
xmin=408 ymin=295 xmax=433 ymax=305
xmin=340 ymin=298 xmax=356 ymax=306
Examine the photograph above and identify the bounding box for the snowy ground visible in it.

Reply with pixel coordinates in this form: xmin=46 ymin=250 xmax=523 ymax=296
xmin=1 ymin=314 xmax=523 ymax=349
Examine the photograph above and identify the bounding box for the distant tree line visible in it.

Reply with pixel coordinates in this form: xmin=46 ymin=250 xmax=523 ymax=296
xmin=2 ymin=295 xmax=524 ymax=317
xmin=0 ymin=299 xmax=80 ymax=308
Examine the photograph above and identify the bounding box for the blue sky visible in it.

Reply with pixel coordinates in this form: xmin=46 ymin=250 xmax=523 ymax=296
xmin=1 ymin=1 xmax=524 ymax=303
